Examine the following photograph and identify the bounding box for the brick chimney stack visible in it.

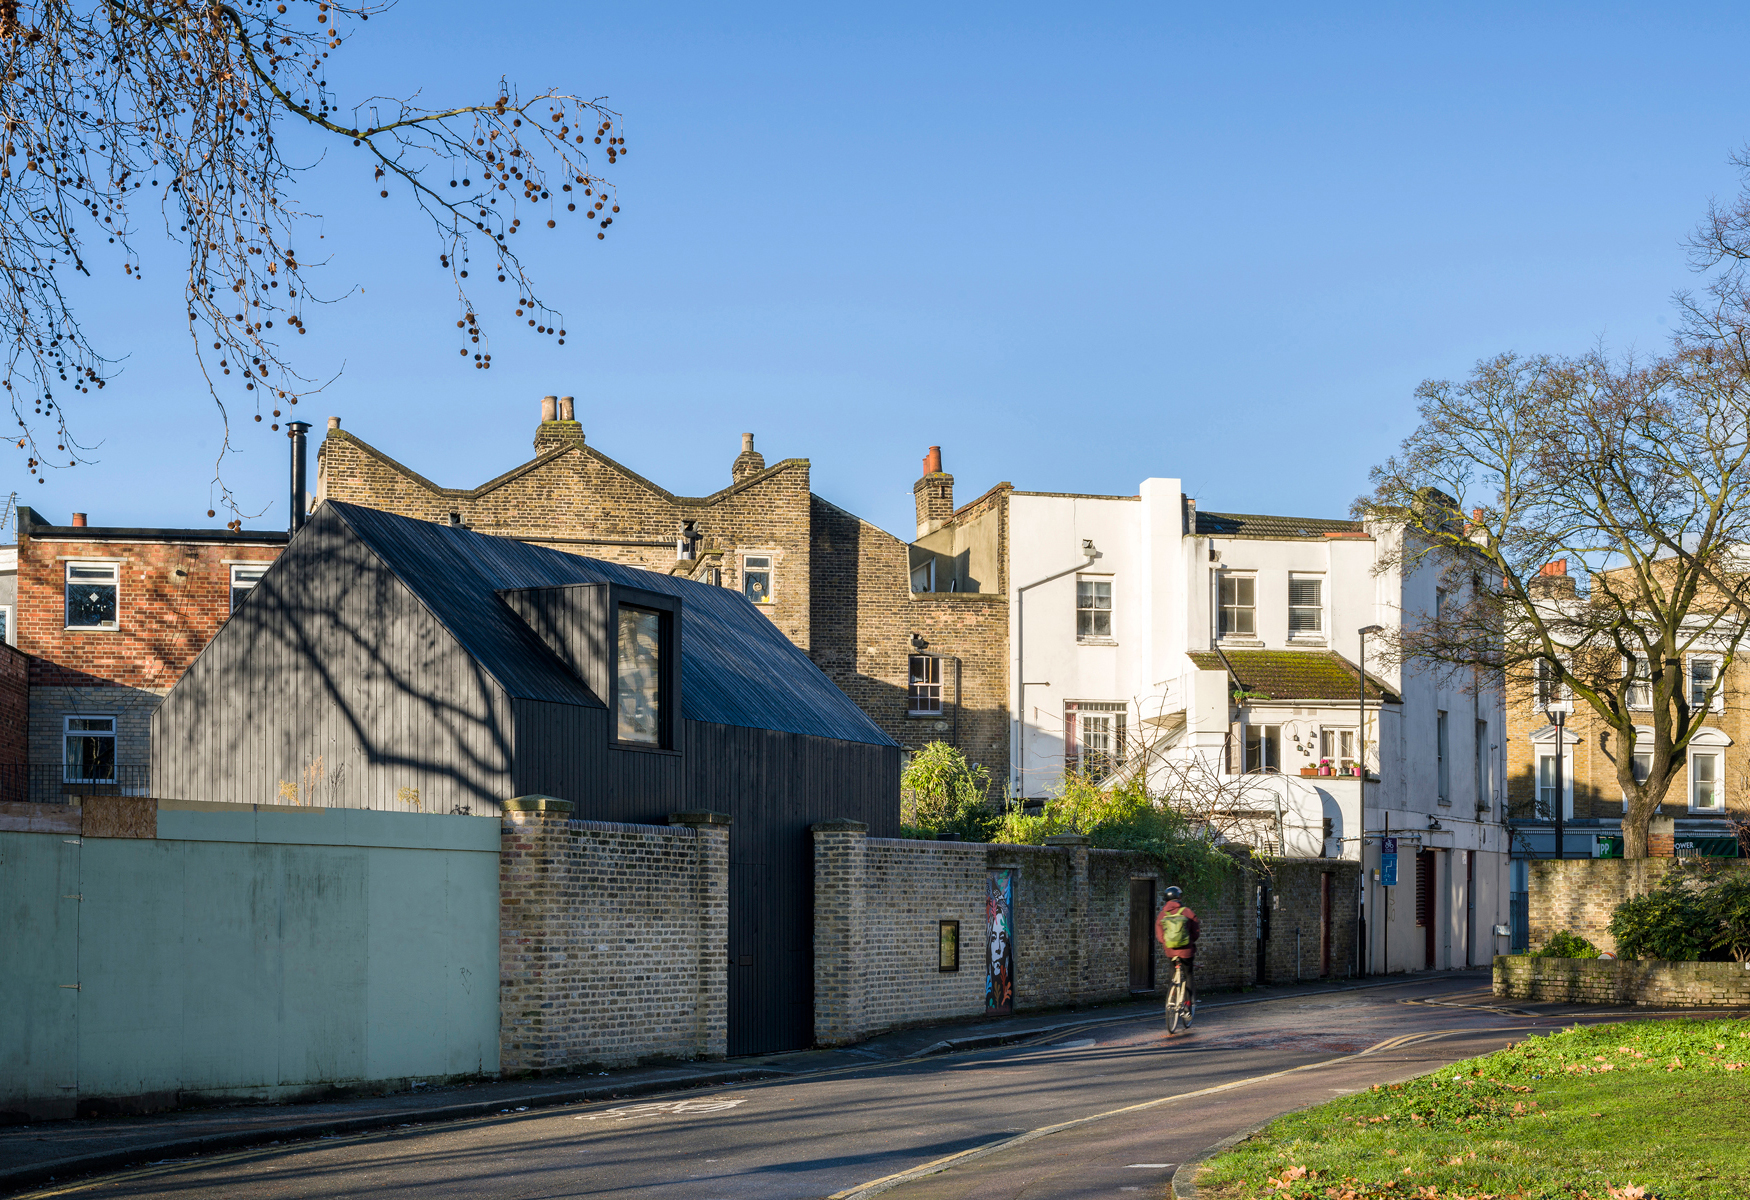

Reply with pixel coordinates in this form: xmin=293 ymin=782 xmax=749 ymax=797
xmin=1531 ymin=558 xmax=1576 ymax=598
xmin=732 ymin=432 xmax=766 ymax=483
xmin=914 ymin=446 xmax=954 ymax=539
xmin=533 ymin=393 xmax=584 ymax=453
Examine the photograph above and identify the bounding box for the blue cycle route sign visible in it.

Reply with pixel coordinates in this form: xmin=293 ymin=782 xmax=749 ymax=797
xmin=1381 ymin=836 xmax=1398 ymax=887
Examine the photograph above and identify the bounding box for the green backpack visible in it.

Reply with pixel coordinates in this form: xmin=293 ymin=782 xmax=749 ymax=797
xmin=1159 ymin=910 xmax=1192 ymax=949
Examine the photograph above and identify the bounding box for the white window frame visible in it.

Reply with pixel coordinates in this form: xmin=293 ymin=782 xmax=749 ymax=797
xmin=1319 ymin=726 xmax=1356 ymax=773
xmin=1690 ymin=747 xmax=1723 ymax=812
xmin=1076 ymin=575 xmax=1114 ymax=643
xmin=65 ymin=560 xmax=119 ymax=631
xmin=1066 ymin=700 xmax=1127 ymax=780
xmin=0 ymin=602 xmax=12 ymax=646
xmin=230 ymin=563 xmax=269 ymax=613
xmin=1623 ymin=653 xmax=1652 ymax=710
xmin=1530 ymin=725 xmax=1575 ymax=820
xmin=1688 ymin=655 xmax=1724 ymax=713
xmin=1218 ymin=572 xmax=1256 ymax=640
xmin=742 ymin=555 xmax=773 ymax=605
xmin=1534 ymin=657 xmax=1570 ymax=708
xmin=1288 ymin=574 xmax=1324 ymax=639
xmin=1475 ymin=719 xmax=1492 ymax=812
xmin=63 ymin=713 xmax=118 ymax=784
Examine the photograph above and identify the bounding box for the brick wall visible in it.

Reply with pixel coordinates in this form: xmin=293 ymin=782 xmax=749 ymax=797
xmin=1504 ymin=674 xmax=1747 ymax=822
xmin=499 ymin=803 xmax=728 ymax=1073
xmin=812 ymin=822 xmax=1358 ymax=1044
xmin=1494 ymin=954 xmax=1750 ymax=1006
xmin=318 ymin=425 xmax=817 ymax=650
xmin=18 ymin=531 xmax=281 ymax=694
xmin=809 ymin=489 xmax=1011 ymax=785
xmin=1527 ymin=857 xmax=1750 ymax=954
xmin=0 ymin=642 xmax=26 ymax=799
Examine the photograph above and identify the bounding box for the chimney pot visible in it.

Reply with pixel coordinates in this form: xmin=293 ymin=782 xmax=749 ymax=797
xmin=1540 ymin=559 xmax=1568 ymax=577
xmin=731 ymin=432 xmax=766 ymax=483
xmin=71 ymin=512 xmax=87 ymax=527
xmin=923 ymin=446 xmax=942 ymax=475
xmin=558 ymin=396 xmax=575 ymax=421
xmin=327 ymin=416 xmax=341 ymax=431
xmin=541 ymin=395 xmax=558 ymax=422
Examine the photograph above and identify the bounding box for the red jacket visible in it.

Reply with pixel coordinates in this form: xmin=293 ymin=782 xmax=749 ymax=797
xmin=1155 ymin=899 xmax=1200 ymax=960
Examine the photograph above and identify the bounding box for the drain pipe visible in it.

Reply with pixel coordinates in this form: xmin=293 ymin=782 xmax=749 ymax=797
xmin=1013 ymin=540 xmax=1099 ymax=802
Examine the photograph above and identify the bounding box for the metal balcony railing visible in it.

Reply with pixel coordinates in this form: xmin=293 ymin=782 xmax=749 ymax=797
xmin=0 ymin=764 xmax=151 ymax=806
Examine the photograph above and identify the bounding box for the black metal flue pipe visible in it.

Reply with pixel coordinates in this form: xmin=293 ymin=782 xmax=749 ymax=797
xmin=288 ymin=421 xmax=312 ymax=533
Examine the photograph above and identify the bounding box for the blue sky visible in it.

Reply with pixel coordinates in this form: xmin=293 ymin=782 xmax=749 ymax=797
xmin=11 ymin=2 xmax=1750 ymax=539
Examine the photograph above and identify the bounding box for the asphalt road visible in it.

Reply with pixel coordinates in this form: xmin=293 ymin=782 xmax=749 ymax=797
xmin=14 ymin=975 xmax=1586 ymax=1200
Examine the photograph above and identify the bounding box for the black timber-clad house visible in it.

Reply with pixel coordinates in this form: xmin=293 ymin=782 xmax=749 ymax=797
xmin=151 ymin=501 xmax=900 ymax=1055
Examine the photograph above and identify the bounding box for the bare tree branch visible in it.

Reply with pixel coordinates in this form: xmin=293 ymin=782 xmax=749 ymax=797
xmin=2 ymin=0 xmax=623 ymax=520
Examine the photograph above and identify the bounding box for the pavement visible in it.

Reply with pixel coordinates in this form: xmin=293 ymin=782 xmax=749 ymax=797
xmin=0 ymin=971 xmax=1701 ymax=1199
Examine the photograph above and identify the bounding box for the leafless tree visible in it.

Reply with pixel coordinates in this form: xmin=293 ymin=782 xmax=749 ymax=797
xmin=1358 ymin=346 xmax=1750 ymax=858
xmin=3 ymin=1 xmax=624 ymax=518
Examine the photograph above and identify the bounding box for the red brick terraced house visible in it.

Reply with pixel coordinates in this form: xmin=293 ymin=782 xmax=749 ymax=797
xmin=8 ymin=508 xmax=286 ymax=802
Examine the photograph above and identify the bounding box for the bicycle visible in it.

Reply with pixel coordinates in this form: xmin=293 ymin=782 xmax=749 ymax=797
xmin=1164 ymin=958 xmax=1195 ymax=1033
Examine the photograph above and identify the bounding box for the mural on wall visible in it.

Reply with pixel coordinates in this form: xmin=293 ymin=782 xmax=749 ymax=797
xmin=986 ymin=868 xmax=1014 ymax=1014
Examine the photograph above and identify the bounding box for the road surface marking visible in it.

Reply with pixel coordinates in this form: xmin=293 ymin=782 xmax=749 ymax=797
xmin=574 ymin=1098 xmax=747 ymax=1120
xmin=826 ymin=1025 xmax=1533 ymax=1200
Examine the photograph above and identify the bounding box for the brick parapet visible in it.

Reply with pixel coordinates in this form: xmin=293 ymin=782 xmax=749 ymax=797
xmin=498 ymin=810 xmax=727 ymax=1074
xmin=1494 ymin=953 xmax=1750 ymax=1006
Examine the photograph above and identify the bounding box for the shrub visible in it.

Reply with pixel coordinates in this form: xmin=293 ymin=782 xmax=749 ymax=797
xmin=900 ymin=742 xmax=997 ymax=841
xmin=1608 ymin=871 xmax=1715 ymax=961
xmin=1708 ymin=871 xmax=1750 ymax=962
xmin=1530 ymin=930 xmax=1599 ymax=959
xmin=991 ymin=770 xmax=1232 ymax=892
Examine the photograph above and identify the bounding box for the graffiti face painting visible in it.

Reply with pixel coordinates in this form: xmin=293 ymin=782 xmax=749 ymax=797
xmin=986 ymin=869 xmax=1014 ymax=1013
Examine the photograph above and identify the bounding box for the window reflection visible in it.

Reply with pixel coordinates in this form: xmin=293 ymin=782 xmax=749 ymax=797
xmin=617 ymin=606 xmax=662 ymax=745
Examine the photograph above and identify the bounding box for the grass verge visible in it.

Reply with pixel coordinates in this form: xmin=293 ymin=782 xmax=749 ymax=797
xmin=1195 ymin=1017 xmax=1750 ymax=1200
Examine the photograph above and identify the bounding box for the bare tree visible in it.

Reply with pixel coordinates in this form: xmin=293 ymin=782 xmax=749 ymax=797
xmin=1359 ymin=346 xmax=1750 ymax=858
xmin=3 ymin=1 xmax=624 ymax=518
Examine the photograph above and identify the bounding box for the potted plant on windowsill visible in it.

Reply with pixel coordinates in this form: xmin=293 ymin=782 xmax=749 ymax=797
xmin=1299 ymin=763 xmax=1320 ymax=777
xmin=1317 ymin=758 xmax=1334 ymax=777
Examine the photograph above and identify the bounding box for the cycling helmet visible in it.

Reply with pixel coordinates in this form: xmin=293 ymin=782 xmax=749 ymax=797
xmin=1163 ymin=885 xmax=1183 ymax=901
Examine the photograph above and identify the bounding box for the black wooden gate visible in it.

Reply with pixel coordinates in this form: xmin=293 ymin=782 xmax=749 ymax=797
xmin=1128 ymin=878 xmax=1156 ymax=991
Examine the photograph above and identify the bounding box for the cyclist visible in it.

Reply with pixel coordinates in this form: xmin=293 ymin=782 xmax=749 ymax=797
xmin=1155 ymin=886 xmax=1200 ymax=1024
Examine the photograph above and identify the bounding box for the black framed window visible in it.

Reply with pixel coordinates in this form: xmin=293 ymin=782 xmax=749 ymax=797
xmin=616 ymin=605 xmax=664 ymax=745
xmin=938 ymin=920 xmax=960 ymax=972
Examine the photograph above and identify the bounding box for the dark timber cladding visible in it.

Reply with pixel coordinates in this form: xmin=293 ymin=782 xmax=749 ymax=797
xmin=152 ymin=501 xmax=900 ymax=1057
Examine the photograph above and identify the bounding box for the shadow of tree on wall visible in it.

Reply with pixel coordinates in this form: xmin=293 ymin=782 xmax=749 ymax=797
xmin=153 ymin=514 xmax=518 ymax=816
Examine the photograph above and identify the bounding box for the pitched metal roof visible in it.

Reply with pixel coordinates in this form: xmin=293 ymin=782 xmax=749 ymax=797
xmin=1186 ymin=650 xmax=1400 ymax=703
xmin=328 ymin=501 xmax=896 ymax=747
xmin=1194 ymin=510 xmax=1363 ymax=539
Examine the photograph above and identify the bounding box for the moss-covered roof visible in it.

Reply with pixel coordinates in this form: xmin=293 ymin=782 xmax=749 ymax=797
xmin=1186 ymin=650 xmax=1399 ymax=703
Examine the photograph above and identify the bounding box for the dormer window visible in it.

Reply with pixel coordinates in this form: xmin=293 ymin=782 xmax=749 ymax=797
xmin=616 ymin=605 xmax=664 ymax=746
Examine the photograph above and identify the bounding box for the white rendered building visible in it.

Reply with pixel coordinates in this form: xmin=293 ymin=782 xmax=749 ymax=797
xmin=999 ymin=479 xmax=1512 ymax=973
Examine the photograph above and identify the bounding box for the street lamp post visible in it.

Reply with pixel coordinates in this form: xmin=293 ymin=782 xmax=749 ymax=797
xmin=1544 ymin=701 xmax=1571 ymax=859
xmin=1358 ymin=624 xmax=1385 ymax=976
